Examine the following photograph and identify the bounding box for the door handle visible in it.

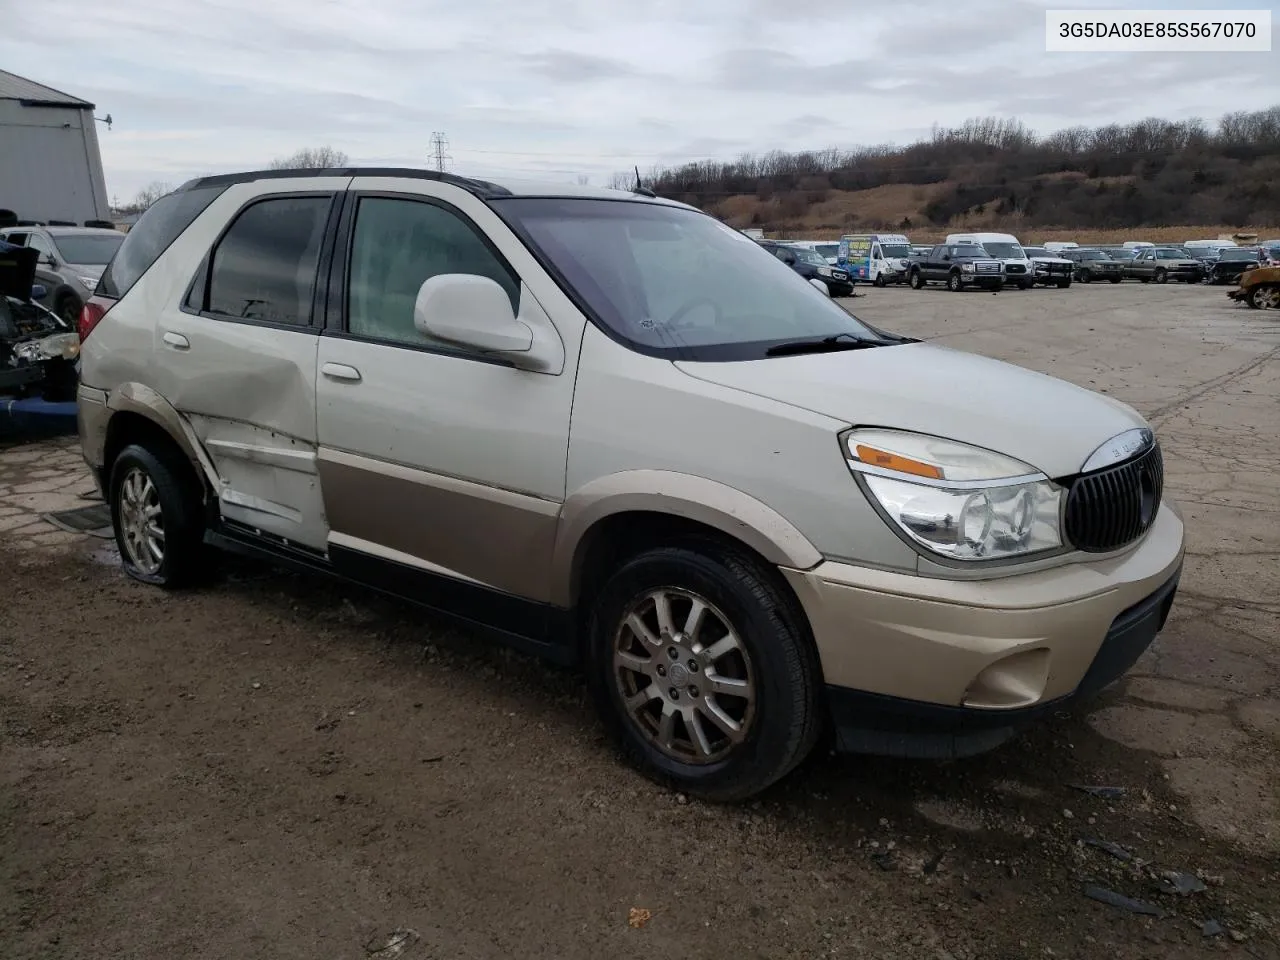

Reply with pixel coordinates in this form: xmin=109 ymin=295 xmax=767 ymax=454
xmin=162 ymin=331 xmax=190 ymax=350
xmin=321 ymin=362 xmax=362 ymax=382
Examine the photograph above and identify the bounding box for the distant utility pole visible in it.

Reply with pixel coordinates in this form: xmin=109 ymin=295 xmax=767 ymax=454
xmin=430 ymin=132 xmax=450 ymax=173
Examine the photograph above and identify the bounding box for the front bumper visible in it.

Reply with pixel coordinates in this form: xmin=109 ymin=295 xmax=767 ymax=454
xmin=781 ymin=500 xmax=1185 ymax=757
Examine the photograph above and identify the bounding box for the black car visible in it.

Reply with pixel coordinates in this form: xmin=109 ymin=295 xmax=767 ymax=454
xmin=1 ymin=241 xmax=79 ymax=408
xmin=759 ymin=241 xmax=855 ymax=296
xmin=1058 ymin=248 xmax=1125 ymax=283
xmin=1209 ymin=247 xmax=1264 ymax=285
xmin=906 ymin=244 xmax=1004 ymax=291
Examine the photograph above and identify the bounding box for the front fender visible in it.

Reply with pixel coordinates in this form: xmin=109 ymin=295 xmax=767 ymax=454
xmin=550 ymin=469 xmax=822 ymax=607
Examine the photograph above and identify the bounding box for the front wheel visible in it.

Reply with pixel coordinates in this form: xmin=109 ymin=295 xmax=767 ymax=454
xmin=1155 ymin=268 xmax=1168 ymax=284
xmin=1017 ymin=279 xmax=1032 ymax=290
xmin=946 ymin=271 xmax=964 ymax=292
xmin=1109 ymin=276 xmax=1122 ymax=284
xmin=56 ymin=293 xmax=83 ymax=326
xmin=587 ymin=544 xmax=822 ymax=802
xmin=1247 ymin=283 xmax=1280 ymax=309
xmin=873 ymin=273 xmax=887 ymax=288
xmin=1057 ymin=278 xmax=1071 ymax=289
xmin=109 ymin=444 xmax=207 ymax=587
xmin=908 ymin=269 xmax=925 ymax=290
xmin=1079 ymin=269 xmax=1092 ymax=283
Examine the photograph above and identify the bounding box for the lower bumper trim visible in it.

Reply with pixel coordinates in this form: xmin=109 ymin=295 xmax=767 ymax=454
xmin=826 ymin=568 xmax=1180 ymax=759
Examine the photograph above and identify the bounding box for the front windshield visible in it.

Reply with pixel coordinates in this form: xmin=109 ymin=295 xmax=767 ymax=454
xmin=1219 ymin=249 xmax=1256 ymax=260
xmin=1024 ymin=248 xmax=1048 ymax=257
xmin=793 ymin=247 xmax=827 ymax=266
xmin=1080 ymin=251 xmax=1109 ymax=260
xmin=814 ymin=244 xmax=839 ymax=260
xmin=51 ymin=233 xmax=123 ymax=265
xmin=494 ymin=198 xmax=881 ymax=361
xmin=880 ymin=243 xmax=911 ymax=258
xmin=980 ymin=242 xmax=1024 ymax=258
xmin=1154 ymin=248 xmax=1186 ymax=259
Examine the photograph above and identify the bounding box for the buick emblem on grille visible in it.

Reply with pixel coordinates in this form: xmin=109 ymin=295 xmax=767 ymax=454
xmin=1080 ymin=427 xmax=1155 ymax=473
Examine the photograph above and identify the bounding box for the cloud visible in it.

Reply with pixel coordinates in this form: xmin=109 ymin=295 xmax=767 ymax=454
xmin=0 ymin=0 xmax=1276 ymax=200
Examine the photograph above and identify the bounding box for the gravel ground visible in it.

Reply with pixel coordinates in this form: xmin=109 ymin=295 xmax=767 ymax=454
xmin=2 ymin=281 xmax=1278 ymax=959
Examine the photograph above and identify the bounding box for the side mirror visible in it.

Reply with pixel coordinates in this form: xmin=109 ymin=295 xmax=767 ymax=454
xmin=42 ymin=255 xmax=57 ymax=267
xmin=809 ymin=278 xmax=830 ymax=296
xmin=31 ymin=283 xmax=47 ymax=301
xmin=413 ymin=274 xmax=533 ymax=354
xmin=941 ymin=254 xmax=951 ymax=261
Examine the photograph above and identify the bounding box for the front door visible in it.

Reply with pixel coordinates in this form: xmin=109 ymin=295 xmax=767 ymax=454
xmin=144 ymin=186 xmax=343 ymax=551
xmin=314 ymin=180 xmax=577 ymax=606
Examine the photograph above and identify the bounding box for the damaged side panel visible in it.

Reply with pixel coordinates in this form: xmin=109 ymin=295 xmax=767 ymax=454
xmin=147 ymin=321 xmax=328 ymax=551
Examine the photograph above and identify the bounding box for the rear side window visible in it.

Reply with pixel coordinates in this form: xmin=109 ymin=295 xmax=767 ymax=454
xmin=204 ymin=196 xmax=331 ymax=326
xmin=98 ymin=184 xmax=227 ymax=298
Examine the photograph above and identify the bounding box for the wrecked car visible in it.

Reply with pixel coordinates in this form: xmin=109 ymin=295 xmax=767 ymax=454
xmin=1227 ymin=265 xmax=1280 ymax=309
xmin=1 ymin=240 xmax=80 ymax=433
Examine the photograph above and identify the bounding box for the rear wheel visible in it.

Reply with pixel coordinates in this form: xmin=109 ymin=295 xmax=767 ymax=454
xmin=587 ymin=543 xmax=822 ymax=801
xmin=946 ymin=271 xmax=964 ymax=292
xmin=908 ymin=269 xmax=925 ymax=290
xmin=109 ymin=444 xmax=207 ymax=587
xmin=1247 ymin=283 xmax=1280 ymax=309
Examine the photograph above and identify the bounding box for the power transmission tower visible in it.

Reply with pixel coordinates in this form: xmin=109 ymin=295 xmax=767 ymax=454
xmin=430 ymin=132 xmax=450 ymax=173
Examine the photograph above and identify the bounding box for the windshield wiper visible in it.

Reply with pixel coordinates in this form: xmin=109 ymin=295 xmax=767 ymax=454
xmin=765 ymin=333 xmax=898 ymax=357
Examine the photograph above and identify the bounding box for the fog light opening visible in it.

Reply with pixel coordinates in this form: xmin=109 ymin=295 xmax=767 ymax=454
xmin=962 ymin=648 xmax=1051 ymax=710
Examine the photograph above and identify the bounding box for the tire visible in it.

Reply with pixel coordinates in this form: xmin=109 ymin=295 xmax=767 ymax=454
xmin=55 ymin=293 xmax=82 ymax=326
xmin=1247 ymin=283 xmax=1280 ymax=309
xmin=1139 ymin=277 xmax=1150 ymax=283
xmin=1155 ymin=268 xmax=1168 ymax=284
xmin=1017 ymin=279 xmax=1031 ymax=290
xmin=908 ymin=269 xmax=925 ymax=290
xmin=586 ymin=542 xmax=822 ymax=802
xmin=946 ymin=271 xmax=964 ymax=292
xmin=1057 ymin=278 xmax=1071 ymax=289
xmin=1109 ymin=276 xmax=1122 ymax=284
xmin=109 ymin=443 xmax=208 ymax=588
xmin=1079 ymin=269 xmax=1092 ymax=284
xmin=873 ymin=273 xmax=887 ymax=288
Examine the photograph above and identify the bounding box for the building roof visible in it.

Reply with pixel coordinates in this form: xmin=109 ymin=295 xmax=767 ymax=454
xmin=0 ymin=70 xmax=94 ymax=109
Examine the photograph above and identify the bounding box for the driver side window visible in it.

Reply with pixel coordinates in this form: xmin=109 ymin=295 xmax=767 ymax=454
xmin=26 ymin=233 xmax=54 ymax=261
xmin=347 ymin=196 xmax=519 ymax=349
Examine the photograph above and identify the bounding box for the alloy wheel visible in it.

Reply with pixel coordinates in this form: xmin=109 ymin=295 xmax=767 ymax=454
xmin=119 ymin=467 xmax=165 ymax=575
xmin=1251 ymin=284 xmax=1280 ymax=309
xmin=612 ymin=587 xmax=756 ymax=764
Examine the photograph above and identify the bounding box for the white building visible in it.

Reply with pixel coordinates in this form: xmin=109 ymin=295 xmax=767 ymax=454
xmin=0 ymin=70 xmax=110 ymax=224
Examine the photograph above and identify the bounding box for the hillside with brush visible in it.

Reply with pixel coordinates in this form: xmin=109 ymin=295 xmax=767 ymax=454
xmin=644 ymin=108 xmax=1280 ymax=239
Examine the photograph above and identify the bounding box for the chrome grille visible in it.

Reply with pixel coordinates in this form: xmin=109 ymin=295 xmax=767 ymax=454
xmin=1064 ymin=443 xmax=1164 ymax=552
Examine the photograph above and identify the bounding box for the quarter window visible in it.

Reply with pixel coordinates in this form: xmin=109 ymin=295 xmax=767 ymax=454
xmin=204 ymin=196 xmax=331 ymax=326
xmin=347 ymin=196 xmax=519 ymax=347
xmin=26 ymin=233 xmax=54 ymax=261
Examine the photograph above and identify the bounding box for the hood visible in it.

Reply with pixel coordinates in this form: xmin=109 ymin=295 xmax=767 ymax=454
xmin=1029 ymin=255 xmax=1072 ymax=265
xmin=69 ymin=263 xmax=105 ymax=280
xmin=0 ymin=242 xmax=37 ymax=301
xmin=675 ymin=342 xmax=1146 ymax=478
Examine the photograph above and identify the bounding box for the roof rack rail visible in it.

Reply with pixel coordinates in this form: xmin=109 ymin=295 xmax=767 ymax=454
xmin=180 ymin=167 xmax=513 ymax=200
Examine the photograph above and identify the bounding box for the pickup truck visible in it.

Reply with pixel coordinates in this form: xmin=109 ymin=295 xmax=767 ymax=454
xmin=907 ymin=244 xmax=1004 ymax=292
xmin=1123 ymin=247 xmax=1204 ymax=284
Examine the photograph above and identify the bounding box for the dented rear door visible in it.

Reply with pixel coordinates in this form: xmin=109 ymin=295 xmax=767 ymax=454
xmin=143 ymin=181 xmax=348 ymax=551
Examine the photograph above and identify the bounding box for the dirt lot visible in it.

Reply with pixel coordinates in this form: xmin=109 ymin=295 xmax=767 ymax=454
xmin=3 ymin=282 xmax=1278 ymax=960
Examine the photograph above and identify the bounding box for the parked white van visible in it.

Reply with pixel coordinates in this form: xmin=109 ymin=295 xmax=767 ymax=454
xmin=1184 ymin=239 xmax=1237 ymax=256
xmin=1122 ymin=241 xmax=1154 ymax=250
xmin=944 ymin=232 xmax=1033 ymax=289
xmin=1043 ymin=242 xmax=1079 ymax=253
xmin=837 ymin=233 xmax=914 ymax=286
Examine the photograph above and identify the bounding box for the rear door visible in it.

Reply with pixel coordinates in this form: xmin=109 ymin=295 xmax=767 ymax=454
xmin=144 ymin=182 xmax=346 ymax=551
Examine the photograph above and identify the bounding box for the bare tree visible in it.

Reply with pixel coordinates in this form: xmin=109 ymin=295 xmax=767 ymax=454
xmin=576 ymin=174 xmax=591 ymax=185
xmin=269 ymin=146 xmax=349 ymax=170
xmin=122 ymin=181 xmax=174 ymax=214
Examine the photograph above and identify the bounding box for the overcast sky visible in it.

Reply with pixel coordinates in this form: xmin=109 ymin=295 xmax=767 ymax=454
xmin=3 ymin=0 xmax=1278 ymax=203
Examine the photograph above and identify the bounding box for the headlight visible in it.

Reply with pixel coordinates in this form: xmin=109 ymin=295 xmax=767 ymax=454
xmin=842 ymin=429 xmax=1064 ymax=562
xmin=961 ymin=262 xmax=974 ymax=272
xmin=12 ymin=333 xmax=80 ymax=362
xmin=77 ymin=276 xmax=100 ymax=289
xmin=818 ymin=266 xmax=833 ymax=277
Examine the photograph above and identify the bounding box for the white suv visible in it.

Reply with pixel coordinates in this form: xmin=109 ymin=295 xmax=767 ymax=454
xmin=77 ymin=169 xmax=1184 ymax=800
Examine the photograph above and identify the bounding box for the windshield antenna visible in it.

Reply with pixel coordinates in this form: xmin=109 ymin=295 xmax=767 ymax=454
xmin=633 ymin=165 xmax=656 ymax=198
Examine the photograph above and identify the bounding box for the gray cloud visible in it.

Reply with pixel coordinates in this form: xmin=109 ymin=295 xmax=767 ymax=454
xmin=1 ymin=0 xmax=1275 ymax=199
